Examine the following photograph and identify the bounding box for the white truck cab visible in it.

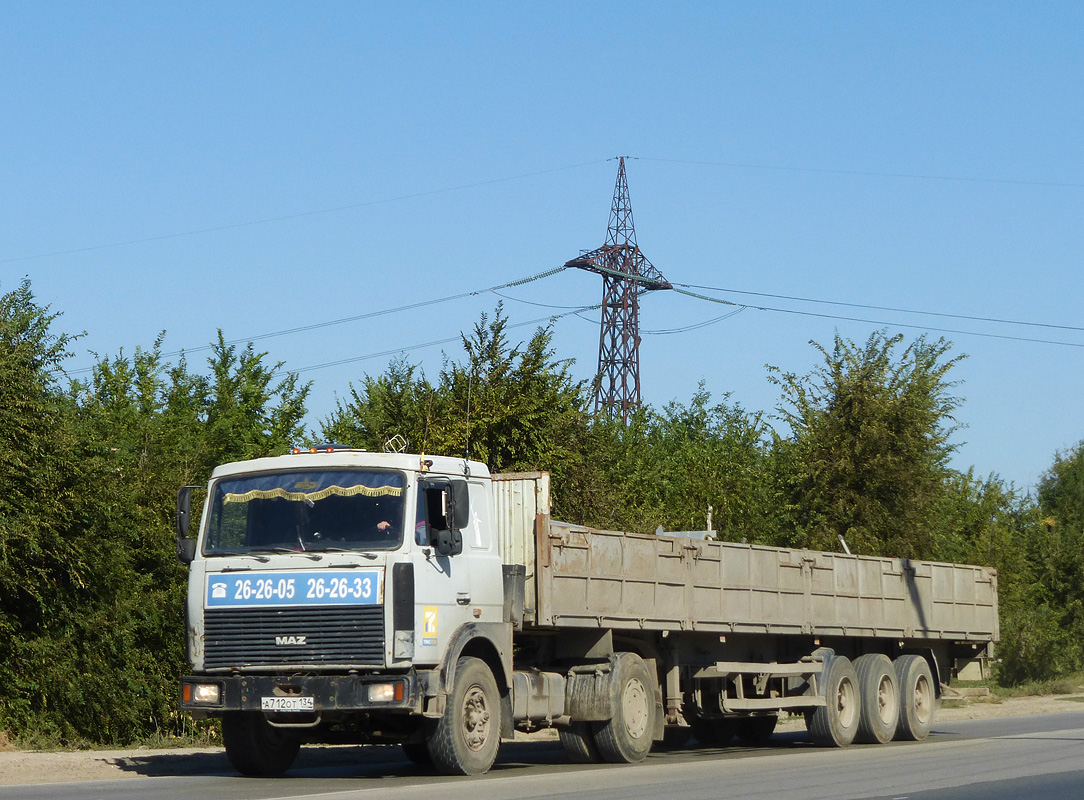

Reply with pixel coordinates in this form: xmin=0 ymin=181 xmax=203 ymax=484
xmin=178 ymin=448 xmax=512 ymax=775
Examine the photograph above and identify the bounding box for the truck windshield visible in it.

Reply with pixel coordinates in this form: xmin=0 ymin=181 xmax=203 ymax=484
xmin=203 ymin=470 xmax=406 ymax=555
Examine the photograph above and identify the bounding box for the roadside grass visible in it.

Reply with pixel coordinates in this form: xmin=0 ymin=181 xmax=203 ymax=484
xmin=0 ymin=718 xmax=220 ymax=752
xmin=953 ymin=671 xmax=1084 ymax=700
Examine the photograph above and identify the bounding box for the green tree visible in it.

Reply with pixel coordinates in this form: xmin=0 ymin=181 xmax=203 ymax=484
xmin=202 ymin=332 xmax=310 ymax=466
xmin=996 ymin=441 xmax=1084 ymax=682
xmin=768 ymin=331 xmax=964 ymax=557
xmin=0 ymin=280 xmax=147 ymax=741
xmin=582 ymin=388 xmax=773 ymax=538
xmin=436 ymin=307 xmax=587 ymax=475
xmin=322 ymin=357 xmax=443 ymax=453
xmin=0 ymin=312 xmax=315 ymax=745
xmin=322 ymin=307 xmax=591 ymax=507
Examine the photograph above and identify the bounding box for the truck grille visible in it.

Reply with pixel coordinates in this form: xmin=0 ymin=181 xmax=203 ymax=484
xmin=203 ymin=606 xmax=385 ymax=669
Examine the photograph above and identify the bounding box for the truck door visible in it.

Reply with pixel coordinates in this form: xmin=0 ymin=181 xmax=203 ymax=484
xmin=411 ymin=479 xmax=474 ymax=665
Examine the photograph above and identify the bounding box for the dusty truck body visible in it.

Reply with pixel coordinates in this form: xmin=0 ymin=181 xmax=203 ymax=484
xmin=176 ymin=449 xmax=998 ymax=776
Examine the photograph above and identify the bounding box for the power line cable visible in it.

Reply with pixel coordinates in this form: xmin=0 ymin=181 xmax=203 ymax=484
xmin=65 ymin=265 xmax=572 ymax=376
xmin=277 ymin=303 xmax=601 ymax=376
xmin=643 ymin=307 xmax=746 ymax=335
xmin=638 ymin=157 xmax=1084 ymax=191
xmin=676 ymin=282 xmax=1084 ymax=334
xmin=12 ymin=154 xmax=1082 ymax=268
xmin=491 ymin=262 xmax=1083 ymax=347
xmin=63 ymin=254 xmax=1084 ymax=383
xmin=1 ymin=160 xmax=609 ymax=265
xmin=489 ymin=288 xmax=599 ymax=310
xmin=669 ymin=287 xmax=1084 ymax=348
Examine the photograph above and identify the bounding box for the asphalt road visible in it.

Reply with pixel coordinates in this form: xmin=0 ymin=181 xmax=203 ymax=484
xmin=5 ymin=711 xmax=1084 ymax=800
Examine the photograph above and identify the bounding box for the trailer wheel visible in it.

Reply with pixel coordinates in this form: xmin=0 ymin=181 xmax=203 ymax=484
xmin=592 ymin=653 xmax=657 ymax=763
xmin=894 ymin=654 xmax=936 ymax=741
xmin=806 ymin=655 xmax=860 ymax=747
xmin=221 ymin=711 xmax=300 ymax=777
xmin=736 ymin=715 xmax=777 ymax=744
xmin=426 ymin=656 xmax=501 ymax=775
xmin=853 ymin=654 xmax=899 ymax=744
xmin=559 ymin=722 xmax=604 ymax=763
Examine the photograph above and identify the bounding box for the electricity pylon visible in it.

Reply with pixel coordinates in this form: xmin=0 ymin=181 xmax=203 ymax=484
xmin=565 ymin=157 xmax=671 ymax=421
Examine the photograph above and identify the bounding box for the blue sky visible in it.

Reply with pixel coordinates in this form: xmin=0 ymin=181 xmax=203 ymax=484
xmin=3 ymin=2 xmax=1082 ymax=490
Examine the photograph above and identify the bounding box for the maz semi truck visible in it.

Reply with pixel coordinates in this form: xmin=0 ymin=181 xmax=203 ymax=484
xmin=176 ymin=447 xmax=998 ymax=776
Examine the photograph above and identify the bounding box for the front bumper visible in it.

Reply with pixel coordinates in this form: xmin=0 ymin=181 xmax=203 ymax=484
xmin=180 ymin=672 xmax=425 ymax=715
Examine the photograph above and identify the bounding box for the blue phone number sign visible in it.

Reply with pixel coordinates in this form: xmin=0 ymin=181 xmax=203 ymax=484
xmin=205 ymin=570 xmax=382 ymax=608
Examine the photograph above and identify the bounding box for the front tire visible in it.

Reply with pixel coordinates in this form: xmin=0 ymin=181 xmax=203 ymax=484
xmin=426 ymin=656 xmax=501 ymax=775
xmin=592 ymin=653 xmax=658 ymax=763
xmin=221 ymin=711 xmax=300 ymax=777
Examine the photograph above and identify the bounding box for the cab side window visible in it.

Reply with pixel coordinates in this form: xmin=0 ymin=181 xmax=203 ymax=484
xmin=416 ymin=483 xmax=449 ymax=545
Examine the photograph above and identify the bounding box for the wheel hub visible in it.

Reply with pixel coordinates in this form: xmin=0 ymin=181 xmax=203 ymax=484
xmin=877 ymin=675 xmax=898 ymax=724
xmin=914 ymin=675 xmax=932 ymax=724
xmin=623 ymin=678 xmax=649 ymax=739
xmin=837 ymin=678 xmax=857 ymax=728
xmin=463 ymin=685 xmax=491 ymax=751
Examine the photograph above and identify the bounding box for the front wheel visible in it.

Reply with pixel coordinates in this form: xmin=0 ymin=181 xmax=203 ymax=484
xmin=426 ymin=656 xmax=501 ymax=775
xmin=221 ymin=711 xmax=300 ymax=777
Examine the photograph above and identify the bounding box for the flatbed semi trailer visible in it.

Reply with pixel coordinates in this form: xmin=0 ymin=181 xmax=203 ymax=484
xmin=176 ymin=449 xmax=998 ymax=775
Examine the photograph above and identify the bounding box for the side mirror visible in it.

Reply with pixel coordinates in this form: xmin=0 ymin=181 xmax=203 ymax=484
xmin=176 ymin=486 xmax=191 ymax=538
xmin=424 ymin=480 xmax=469 ymax=557
xmin=431 ymin=527 xmax=463 ymax=558
xmin=176 ymin=486 xmax=198 ymax=564
xmin=445 ymin=480 xmax=470 ymax=530
xmin=177 ymin=537 xmax=196 ymax=564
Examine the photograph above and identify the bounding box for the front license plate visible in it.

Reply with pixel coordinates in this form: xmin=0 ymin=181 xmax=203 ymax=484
xmin=261 ymin=696 xmax=315 ymax=712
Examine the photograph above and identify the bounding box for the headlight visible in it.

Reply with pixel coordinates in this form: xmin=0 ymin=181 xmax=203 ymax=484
xmin=369 ymin=682 xmax=404 ymax=703
xmin=183 ymin=682 xmax=222 ymax=705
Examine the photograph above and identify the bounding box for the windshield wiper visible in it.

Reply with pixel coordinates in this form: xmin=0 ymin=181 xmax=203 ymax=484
xmin=318 ymin=547 xmax=379 ymax=560
xmin=245 ymin=547 xmax=323 ymax=561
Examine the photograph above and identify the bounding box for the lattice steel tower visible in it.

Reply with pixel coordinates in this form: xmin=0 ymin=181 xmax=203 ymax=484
xmin=565 ymin=157 xmax=671 ymax=421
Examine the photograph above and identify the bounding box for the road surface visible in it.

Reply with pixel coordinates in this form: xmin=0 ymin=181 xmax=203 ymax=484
xmin=3 ymin=711 xmax=1084 ymax=800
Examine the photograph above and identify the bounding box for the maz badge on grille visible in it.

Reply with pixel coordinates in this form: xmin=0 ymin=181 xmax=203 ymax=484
xmin=275 ymin=635 xmax=308 ymax=646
